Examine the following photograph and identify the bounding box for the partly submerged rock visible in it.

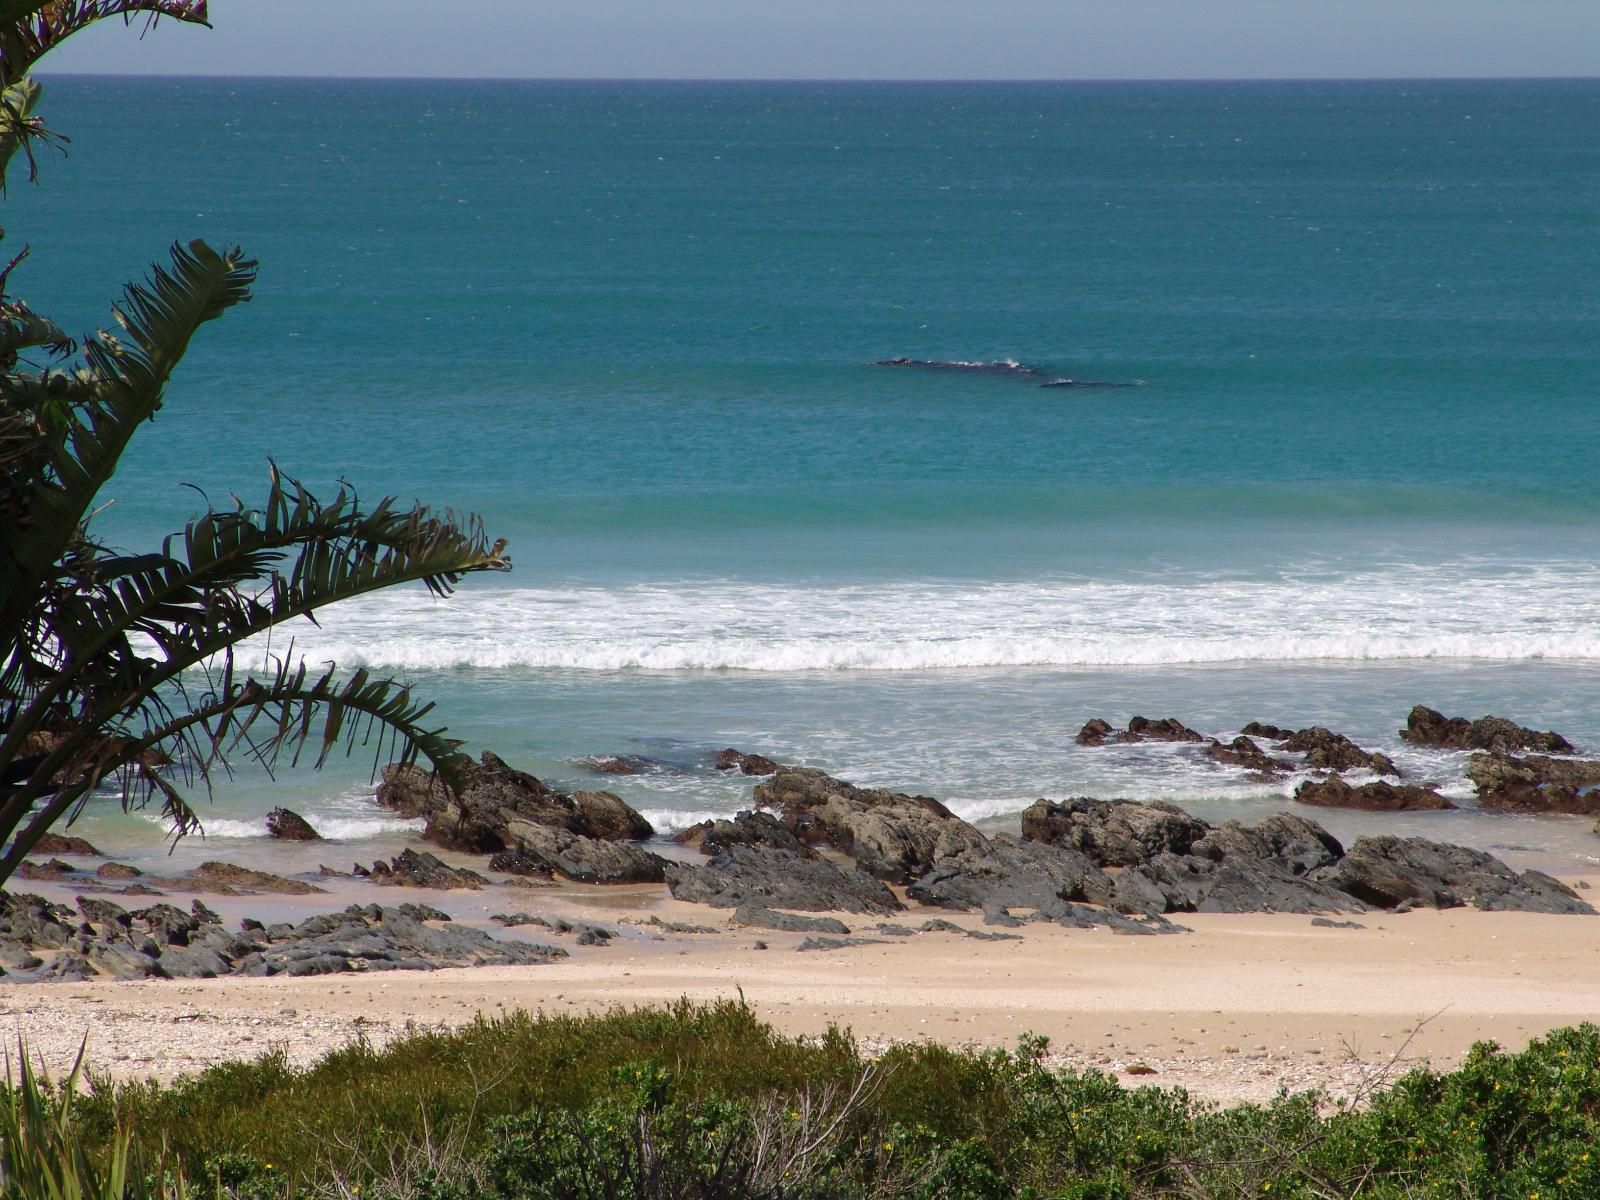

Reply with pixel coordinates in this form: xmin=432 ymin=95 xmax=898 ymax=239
xmin=265 ymin=807 xmax=322 ymax=841
xmin=714 ymin=748 xmax=783 ymax=776
xmin=1280 ymin=727 xmax=1398 ymax=776
xmin=1075 ymin=716 xmax=1204 ymax=746
xmin=1400 ymin=706 xmax=1573 ymax=755
xmin=1467 ymin=753 xmax=1600 ymax=816
xmin=1294 ymin=777 xmax=1455 ymax=812
xmin=32 ymin=833 xmax=101 ymax=856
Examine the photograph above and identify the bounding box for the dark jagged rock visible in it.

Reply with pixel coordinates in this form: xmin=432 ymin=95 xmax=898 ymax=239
xmin=576 ymin=755 xmax=644 ymax=775
xmin=265 ymin=807 xmax=322 ymax=841
xmin=17 ymin=858 xmax=77 ymax=880
xmin=1074 ymin=718 xmax=1117 ymax=746
xmin=1116 ymin=853 xmax=1366 ymax=916
xmin=485 ymin=848 xmax=555 ymax=879
xmin=752 ymin=767 xmax=987 ymax=884
xmin=1124 ymin=716 xmax=1205 ymax=743
xmin=714 ymin=748 xmax=783 ymax=776
xmin=904 ymin=835 xmax=1179 ymax=934
xmin=498 ymin=820 xmax=667 ymax=884
xmin=1401 ymin=706 xmax=1573 ymax=754
xmin=638 ymin=916 xmax=721 ymax=935
xmin=1294 ymin=777 xmax=1455 ymax=812
xmin=795 ymin=936 xmax=889 ymax=952
xmin=1202 ymin=736 xmax=1292 ymax=779
xmin=378 ymin=751 xmax=656 ymax=859
xmin=1190 ymin=814 xmax=1345 ymax=876
xmin=671 ymin=810 xmax=813 ymax=858
xmin=1281 ymin=727 xmax=1398 ymax=776
xmin=1468 ymin=753 xmax=1600 ymax=815
xmin=1021 ymin=797 xmax=1210 ymax=867
xmin=1311 ymin=836 xmax=1595 ymax=914
xmin=1241 ymin=721 xmax=1294 ymax=741
xmin=367 ymin=849 xmax=488 ymax=890
xmin=492 ymin=911 xmax=550 ymax=928
xmin=33 ymin=833 xmax=101 ymax=856
xmin=731 ymin=905 xmax=851 ymax=934
xmin=665 ymin=845 xmax=902 ymax=915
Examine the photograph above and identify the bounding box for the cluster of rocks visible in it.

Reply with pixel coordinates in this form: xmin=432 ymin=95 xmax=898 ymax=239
xmin=0 ymin=893 xmax=564 ymax=982
xmin=660 ymin=765 xmax=1593 ymax=932
xmin=1076 ymin=715 xmax=1398 ymax=784
xmin=377 ymin=751 xmax=664 ymax=883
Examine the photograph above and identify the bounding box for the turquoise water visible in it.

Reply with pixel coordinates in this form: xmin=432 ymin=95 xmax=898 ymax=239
xmin=15 ymin=76 xmax=1600 ymax=872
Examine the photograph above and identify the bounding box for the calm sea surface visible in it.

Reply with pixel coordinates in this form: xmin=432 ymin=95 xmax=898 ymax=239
xmin=16 ymin=77 xmax=1600 ymax=873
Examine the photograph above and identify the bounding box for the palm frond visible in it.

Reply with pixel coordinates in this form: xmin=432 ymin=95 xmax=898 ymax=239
xmin=0 ymin=2 xmax=209 ymax=88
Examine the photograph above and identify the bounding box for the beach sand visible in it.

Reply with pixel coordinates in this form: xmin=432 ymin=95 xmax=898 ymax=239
xmin=5 ymin=883 xmax=1600 ymax=1106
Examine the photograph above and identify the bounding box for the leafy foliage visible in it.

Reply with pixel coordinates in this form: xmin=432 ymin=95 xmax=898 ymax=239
xmin=0 ymin=6 xmax=508 ymax=884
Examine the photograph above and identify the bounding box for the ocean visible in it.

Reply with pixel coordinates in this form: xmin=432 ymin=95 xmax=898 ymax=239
xmin=16 ymin=75 xmax=1600 ymax=877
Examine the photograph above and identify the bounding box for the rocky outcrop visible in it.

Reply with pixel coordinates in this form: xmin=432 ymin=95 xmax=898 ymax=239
xmin=1075 ymin=716 xmax=1204 ymax=746
xmin=1201 ymin=737 xmax=1292 ymax=779
xmin=1115 ymin=853 xmax=1365 ymax=917
xmin=32 ymin=833 xmax=101 ymax=856
xmin=1294 ymin=778 xmax=1455 ymax=812
xmin=671 ymin=810 xmax=813 ymax=858
xmin=1191 ymin=814 xmax=1345 ymax=876
xmin=1020 ymin=797 xmax=1210 ymax=866
xmin=1314 ymin=837 xmax=1593 ymax=914
xmin=376 ymin=752 xmax=658 ymax=885
xmin=1280 ymin=727 xmax=1398 ymax=776
xmin=265 ymin=808 xmax=321 ymax=841
xmin=0 ymin=895 xmax=567 ymax=982
xmin=187 ymin=862 xmax=326 ymax=896
xmin=752 ymin=767 xmax=987 ymax=884
xmin=715 ymin=749 xmax=783 ymax=776
xmin=665 ymin=846 xmax=903 ymax=915
xmin=1467 ymin=753 xmax=1600 ymax=815
xmin=364 ymin=849 xmax=488 ymax=889
xmin=1401 ymin=706 xmax=1573 ymax=754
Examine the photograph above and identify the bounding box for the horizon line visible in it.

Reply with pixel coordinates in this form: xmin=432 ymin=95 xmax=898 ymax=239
xmin=33 ymin=70 xmax=1600 ymax=86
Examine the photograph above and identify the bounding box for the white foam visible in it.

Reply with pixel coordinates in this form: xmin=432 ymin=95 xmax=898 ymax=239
xmin=163 ymin=561 xmax=1600 ymax=674
xmin=136 ymin=812 xmax=423 ymax=840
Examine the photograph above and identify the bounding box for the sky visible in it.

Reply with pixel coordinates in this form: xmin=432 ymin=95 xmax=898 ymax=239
xmin=39 ymin=0 xmax=1600 ymax=81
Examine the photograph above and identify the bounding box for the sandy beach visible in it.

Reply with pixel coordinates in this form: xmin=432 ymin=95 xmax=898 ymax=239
xmin=7 ymin=881 xmax=1600 ymax=1107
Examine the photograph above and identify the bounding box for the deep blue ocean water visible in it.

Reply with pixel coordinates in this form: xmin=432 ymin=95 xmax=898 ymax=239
xmin=16 ymin=76 xmax=1600 ymax=871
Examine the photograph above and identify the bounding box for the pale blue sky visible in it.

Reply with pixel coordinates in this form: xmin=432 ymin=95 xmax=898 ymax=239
xmin=42 ymin=0 xmax=1600 ymax=80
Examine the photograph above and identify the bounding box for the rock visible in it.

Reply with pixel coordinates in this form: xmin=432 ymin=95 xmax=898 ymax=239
xmin=671 ymin=810 xmax=813 ymax=858
xmin=795 ymin=936 xmax=888 ymax=952
xmin=498 ymin=820 xmax=667 ymax=884
xmin=1201 ymin=736 xmax=1292 ymax=779
xmin=1074 ymin=718 xmax=1117 ymax=746
xmin=714 ymin=748 xmax=783 ymax=775
xmin=17 ymin=858 xmax=77 ymax=880
xmin=1191 ymin=814 xmax=1345 ymax=876
xmin=491 ymin=912 xmax=550 ymax=928
xmin=485 ymin=849 xmax=554 ymax=879
xmin=1281 ymin=727 xmax=1397 ymax=775
xmin=572 ymin=791 xmax=654 ymax=841
xmin=265 ymin=807 xmax=322 ymax=841
xmin=1400 ymin=706 xmax=1573 ymax=754
xmin=1312 ymin=836 xmax=1595 ymax=914
xmin=1468 ymin=753 xmax=1600 ymax=815
xmin=1241 ymin=722 xmax=1294 ymax=741
xmin=1123 ymin=716 xmax=1205 ymax=743
xmin=577 ymin=755 xmax=643 ymax=775
xmin=731 ymin=906 xmax=851 ymax=934
xmin=1310 ymin=918 xmax=1366 ymax=930
xmin=1294 ymin=777 xmax=1455 ymax=812
xmin=1117 ymin=853 xmax=1366 ymax=916
xmin=32 ymin=833 xmax=101 ymax=856
xmin=367 ymin=849 xmax=488 ymax=890
xmin=1021 ymin=797 xmax=1210 ymax=867
xmin=95 ymin=862 xmax=143 ymax=880
xmin=186 ymin=862 xmax=326 ymax=896
xmin=665 ymin=845 xmax=902 ymax=915
xmin=905 ymin=835 xmax=1178 ymax=934
xmin=752 ymin=767 xmax=987 ymax=884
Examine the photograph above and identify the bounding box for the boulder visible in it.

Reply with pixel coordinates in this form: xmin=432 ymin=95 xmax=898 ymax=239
xmin=671 ymin=810 xmax=813 ymax=858
xmin=1074 ymin=718 xmax=1117 ymax=746
xmin=1020 ymin=797 xmax=1210 ymax=866
xmin=1400 ymin=706 xmax=1573 ymax=754
xmin=1467 ymin=753 xmax=1600 ymax=815
xmin=1311 ymin=836 xmax=1595 ymax=914
xmin=186 ymin=862 xmax=326 ymax=896
xmin=1191 ymin=814 xmax=1345 ymax=876
xmin=572 ymin=791 xmax=654 ymax=841
xmin=367 ymin=849 xmax=488 ymax=889
xmin=265 ymin=807 xmax=322 ymax=841
xmin=1117 ymin=853 xmax=1366 ymax=916
xmin=1281 ymin=727 xmax=1398 ymax=776
xmin=752 ymin=767 xmax=987 ymax=884
xmin=32 ymin=833 xmax=101 ymax=856
xmin=905 ymin=835 xmax=1115 ymax=918
xmin=665 ymin=845 xmax=902 ymax=915
xmin=1294 ymin=777 xmax=1455 ymax=812
xmin=498 ymin=820 xmax=667 ymax=884
xmin=715 ymin=748 xmax=783 ymax=776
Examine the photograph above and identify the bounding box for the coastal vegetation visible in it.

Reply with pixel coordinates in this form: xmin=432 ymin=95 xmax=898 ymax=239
xmin=0 ymin=4 xmax=507 ymax=888
xmin=6 ymin=1000 xmax=1600 ymax=1199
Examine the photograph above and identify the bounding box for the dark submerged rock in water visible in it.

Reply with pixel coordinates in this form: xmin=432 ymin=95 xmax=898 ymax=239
xmin=265 ymin=807 xmax=322 ymax=841
xmin=1311 ymin=836 xmax=1594 ymax=914
xmin=1076 ymin=716 xmax=1205 ymax=745
xmin=1294 ymin=777 xmax=1456 ymax=812
xmin=1400 ymin=706 xmax=1574 ymax=754
xmin=1467 ymin=753 xmax=1600 ymax=815
xmin=1241 ymin=722 xmax=1294 ymax=741
xmin=1202 ymin=736 xmax=1293 ymax=779
xmin=665 ymin=845 xmax=903 ymax=915
xmin=752 ymin=767 xmax=988 ymax=884
xmin=714 ymin=748 xmax=783 ymax=775
xmin=1280 ymin=727 xmax=1398 ymax=776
